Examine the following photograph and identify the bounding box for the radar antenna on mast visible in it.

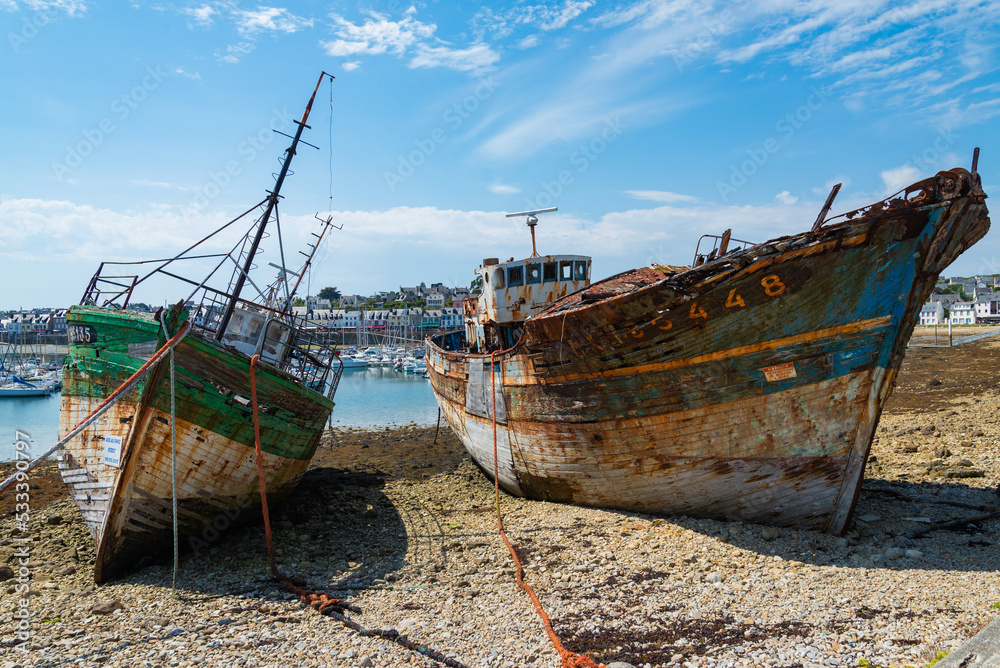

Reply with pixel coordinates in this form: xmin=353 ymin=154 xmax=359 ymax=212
xmin=505 ymin=206 xmax=557 ymax=257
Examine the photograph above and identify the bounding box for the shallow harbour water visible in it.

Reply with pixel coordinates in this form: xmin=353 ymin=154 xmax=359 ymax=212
xmin=0 ymin=365 xmax=438 ymax=461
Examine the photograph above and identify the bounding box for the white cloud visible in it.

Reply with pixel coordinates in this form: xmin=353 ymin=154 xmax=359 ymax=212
xmin=234 ymin=7 xmax=312 ymax=36
xmin=131 ymin=179 xmax=175 ymax=189
xmin=881 ymin=165 xmax=922 ymax=194
xmin=322 ymin=12 xmax=434 ymax=57
xmin=9 ymin=183 xmax=989 ymax=309
xmin=0 ymin=198 xmax=223 ymax=262
xmin=409 ymin=43 xmax=499 ymax=75
xmin=217 ymin=42 xmax=253 ymax=64
xmin=12 ymin=0 xmax=87 ymax=15
xmin=489 ymin=183 xmax=521 ymax=195
xmin=812 ymin=177 xmax=852 ymax=197
xmin=171 ymin=67 xmax=202 ymax=81
xmin=774 ymin=190 xmax=798 ymax=205
xmin=518 ymin=34 xmax=540 ymax=49
xmin=472 ymin=0 xmax=596 ymax=40
xmin=183 ymin=4 xmax=216 ymax=26
xmin=322 ymin=10 xmax=498 ymax=75
xmin=341 ymin=61 xmax=361 ymax=71
xmin=708 ymin=0 xmax=1000 ymax=126
xmin=539 ymin=0 xmax=595 ymax=30
xmin=472 ymin=3 xmax=719 ymax=160
xmin=625 ymin=190 xmax=699 ymax=204
xmin=590 ymin=0 xmax=703 ymax=31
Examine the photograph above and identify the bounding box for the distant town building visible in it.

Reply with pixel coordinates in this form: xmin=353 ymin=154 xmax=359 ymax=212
xmin=305 ymin=296 xmax=332 ymax=311
xmin=949 ymin=301 xmax=976 ymax=325
xmin=975 ymin=295 xmax=1000 ymax=324
xmin=929 ymin=292 xmax=961 ymax=306
xmin=919 ymin=301 xmax=945 ymax=326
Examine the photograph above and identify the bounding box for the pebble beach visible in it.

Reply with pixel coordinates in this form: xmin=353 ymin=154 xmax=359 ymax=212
xmin=3 ymin=340 xmax=1000 ymax=668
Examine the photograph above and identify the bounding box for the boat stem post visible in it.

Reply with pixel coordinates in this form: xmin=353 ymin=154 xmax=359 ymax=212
xmin=812 ymin=183 xmax=842 ymax=233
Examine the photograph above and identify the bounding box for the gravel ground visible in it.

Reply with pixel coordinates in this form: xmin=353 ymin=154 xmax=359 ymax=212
xmin=3 ymin=355 xmax=1000 ymax=668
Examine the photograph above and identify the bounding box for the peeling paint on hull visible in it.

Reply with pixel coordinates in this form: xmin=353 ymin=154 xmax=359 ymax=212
xmin=58 ymin=307 xmax=333 ymax=582
xmin=428 ymin=168 xmax=990 ymax=535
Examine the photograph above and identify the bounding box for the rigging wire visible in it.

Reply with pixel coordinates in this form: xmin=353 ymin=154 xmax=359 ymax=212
xmin=273 ymin=204 xmax=292 ymax=310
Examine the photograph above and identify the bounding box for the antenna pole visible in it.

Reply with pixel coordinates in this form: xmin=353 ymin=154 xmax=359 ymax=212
xmin=217 ymin=71 xmax=334 ymax=340
xmin=505 ymin=207 xmax=557 ymax=258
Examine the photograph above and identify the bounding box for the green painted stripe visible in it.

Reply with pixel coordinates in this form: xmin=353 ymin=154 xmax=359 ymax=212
xmin=63 ymin=306 xmax=333 ymax=461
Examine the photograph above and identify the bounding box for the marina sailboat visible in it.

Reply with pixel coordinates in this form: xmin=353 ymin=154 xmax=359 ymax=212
xmin=0 ymin=333 xmax=58 ymax=397
xmin=427 ymin=160 xmax=990 ymax=534
xmin=57 ymin=73 xmax=344 ymax=581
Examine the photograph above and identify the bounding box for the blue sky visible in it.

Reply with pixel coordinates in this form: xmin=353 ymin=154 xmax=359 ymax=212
xmin=2 ymin=0 xmax=999 ymax=310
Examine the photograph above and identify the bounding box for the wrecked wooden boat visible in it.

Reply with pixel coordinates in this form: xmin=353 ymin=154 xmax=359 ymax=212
xmin=57 ymin=73 xmax=344 ymax=581
xmin=427 ymin=162 xmax=990 ymax=534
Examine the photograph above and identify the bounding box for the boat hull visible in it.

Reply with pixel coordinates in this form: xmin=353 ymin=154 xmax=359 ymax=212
xmin=428 ymin=170 xmax=989 ymax=534
xmin=58 ymin=306 xmax=334 ymax=582
xmin=0 ymin=386 xmax=53 ymax=397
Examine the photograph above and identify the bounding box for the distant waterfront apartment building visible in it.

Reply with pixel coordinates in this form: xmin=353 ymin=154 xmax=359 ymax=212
xmin=918 ymin=301 xmax=974 ymax=325
xmin=919 ymin=301 xmax=945 ymax=326
xmin=949 ymin=302 xmax=976 ymax=324
xmin=975 ymin=294 xmax=1000 ymax=324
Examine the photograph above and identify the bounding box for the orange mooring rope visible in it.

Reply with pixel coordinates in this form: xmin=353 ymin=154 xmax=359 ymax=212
xmin=249 ymin=355 xmax=472 ymax=668
xmin=490 ymin=350 xmax=604 ymax=668
xmin=249 ymin=354 xmax=354 ymax=614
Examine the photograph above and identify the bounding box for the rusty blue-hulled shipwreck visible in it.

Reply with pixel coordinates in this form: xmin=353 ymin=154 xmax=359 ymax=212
xmin=427 ymin=159 xmax=990 ymax=534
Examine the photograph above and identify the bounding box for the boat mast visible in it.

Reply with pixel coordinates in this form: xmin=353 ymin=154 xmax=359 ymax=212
xmin=216 ymin=71 xmax=335 ymax=340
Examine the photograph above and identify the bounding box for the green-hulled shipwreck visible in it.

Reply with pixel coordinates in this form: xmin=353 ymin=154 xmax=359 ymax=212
xmin=57 ymin=73 xmax=344 ymax=582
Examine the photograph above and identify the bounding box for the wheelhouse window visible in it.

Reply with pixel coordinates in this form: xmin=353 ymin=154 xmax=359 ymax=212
xmin=574 ymin=261 xmax=588 ymax=281
xmin=491 ymin=268 xmax=505 ymax=289
xmin=543 ymin=262 xmax=557 ymax=282
xmin=559 ymin=261 xmax=574 ymax=280
xmin=526 ymin=263 xmax=542 ymax=285
xmin=507 ymin=265 xmax=524 ymax=287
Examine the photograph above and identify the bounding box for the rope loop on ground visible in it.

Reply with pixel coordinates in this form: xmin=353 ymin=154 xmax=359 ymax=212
xmin=489 ymin=350 xmax=605 ymax=668
xmin=322 ymin=608 xmax=472 ymax=668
